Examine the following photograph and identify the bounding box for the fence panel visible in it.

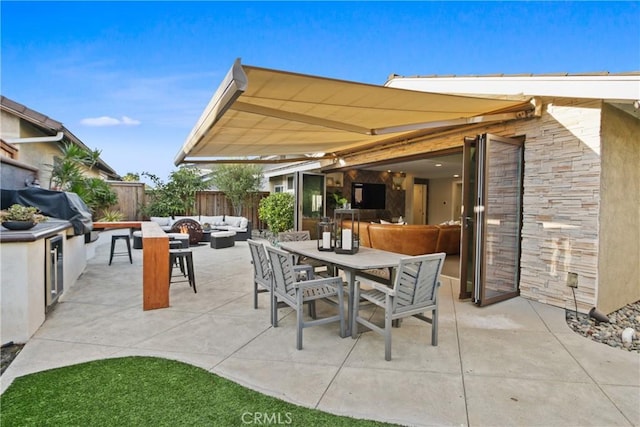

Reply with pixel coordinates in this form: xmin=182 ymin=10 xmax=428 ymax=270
xmin=107 ymin=181 xmax=146 ymax=220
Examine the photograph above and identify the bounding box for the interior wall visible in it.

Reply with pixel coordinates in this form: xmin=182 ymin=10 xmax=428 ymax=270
xmin=340 ymin=169 xmax=405 ymax=220
xmin=598 ymin=103 xmax=640 ymax=313
xmin=427 ymin=178 xmax=457 ymax=224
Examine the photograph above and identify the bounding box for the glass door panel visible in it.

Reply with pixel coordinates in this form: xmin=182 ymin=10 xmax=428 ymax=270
xmin=460 ymin=133 xmax=525 ymax=306
xmin=295 ymin=172 xmax=325 ymax=240
xmin=459 ymin=137 xmax=476 ymax=299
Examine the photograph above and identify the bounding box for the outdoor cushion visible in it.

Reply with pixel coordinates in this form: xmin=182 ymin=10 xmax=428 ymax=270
xmin=200 ymin=215 xmax=224 ymax=226
xmin=239 ymin=217 xmax=249 ymax=229
xmin=150 ymin=216 xmax=171 ymax=226
xmin=224 ymin=216 xmax=242 ymax=227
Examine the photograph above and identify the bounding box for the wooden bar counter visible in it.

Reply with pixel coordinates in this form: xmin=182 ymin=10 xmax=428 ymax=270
xmin=140 ymin=222 xmax=169 ymax=310
xmin=94 ymin=221 xmax=169 ymax=310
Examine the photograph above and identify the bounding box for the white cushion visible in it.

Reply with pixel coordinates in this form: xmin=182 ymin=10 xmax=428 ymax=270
xmin=173 ymin=216 xmax=199 ymax=223
xmin=224 ymin=216 xmax=242 ymax=227
xmin=239 ymin=217 xmax=249 ymax=229
xmin=200 ymin=215 xmax=224 ymax=226
xmin=150 ymin=216 xmax=170 ymax=226
xmin=212 ymin=231 xmax=236 ymax=238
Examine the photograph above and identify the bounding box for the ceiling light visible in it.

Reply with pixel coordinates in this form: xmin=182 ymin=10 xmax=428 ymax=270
xmin=435 ymin=163 xmax=442 ymax=167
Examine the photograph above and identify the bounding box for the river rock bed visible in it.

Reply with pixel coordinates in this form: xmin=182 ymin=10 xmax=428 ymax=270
xmin=566 ymin=300 xmax=640 ymax=352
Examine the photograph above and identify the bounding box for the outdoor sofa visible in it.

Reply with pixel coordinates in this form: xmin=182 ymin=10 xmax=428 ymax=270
xmin=149 ymin=215 xmax=252 ymax=241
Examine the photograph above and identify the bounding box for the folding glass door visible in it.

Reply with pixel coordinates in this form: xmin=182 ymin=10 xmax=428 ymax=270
xmin=459 ymin=133 xmax=525 ymax=306
xmin=294 ymin=172 xmax=326 ymax=239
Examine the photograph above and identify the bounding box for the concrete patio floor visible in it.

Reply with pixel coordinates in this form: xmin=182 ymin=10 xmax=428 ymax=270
xmin=1 ymin=232 xmax=639 ymax=426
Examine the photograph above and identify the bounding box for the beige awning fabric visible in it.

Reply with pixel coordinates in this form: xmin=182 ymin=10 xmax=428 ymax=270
xmin=175 ymin=59 xmax=532 ymax=165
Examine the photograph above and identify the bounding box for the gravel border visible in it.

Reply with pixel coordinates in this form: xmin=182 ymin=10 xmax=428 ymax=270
xmin=566 ymin=300 xmax=640 ymax=352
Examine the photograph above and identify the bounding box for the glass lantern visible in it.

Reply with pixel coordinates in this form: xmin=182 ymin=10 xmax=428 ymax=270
xmin=334 ymin=208 xmax=360 ymax=254
xmin=317 ymin=217 xmax=335 ymax=251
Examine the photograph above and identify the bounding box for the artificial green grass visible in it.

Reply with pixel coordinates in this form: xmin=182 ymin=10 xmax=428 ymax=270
xmin=0 ymin=356 xmax=396 ymax=427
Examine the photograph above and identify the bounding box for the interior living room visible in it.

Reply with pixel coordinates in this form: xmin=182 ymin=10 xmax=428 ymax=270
xmin=265 ymin=151 xmax=464 ymax=277
xmin=322 ymin=151 xmax=463 ymax=278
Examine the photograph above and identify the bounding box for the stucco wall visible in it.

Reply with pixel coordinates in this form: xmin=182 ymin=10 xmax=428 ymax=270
xmin=598 ymin=104 xmax=640 ymax=313
xmin=0 ymin=110 xmax=20 ymax=138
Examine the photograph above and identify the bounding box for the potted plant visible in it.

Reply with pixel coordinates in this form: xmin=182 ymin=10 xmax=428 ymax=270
xmin=332 ymin=192 xmax=349 ymax=209
xmin=1 ymin=204 xmax=48 ymax=230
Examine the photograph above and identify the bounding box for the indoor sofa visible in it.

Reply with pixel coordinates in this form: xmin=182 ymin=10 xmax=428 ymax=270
xmin=341 ymin=220 xmax=461 ymax=256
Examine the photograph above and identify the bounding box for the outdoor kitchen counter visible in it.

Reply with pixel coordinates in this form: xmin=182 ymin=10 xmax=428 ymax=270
xmin=0 ymin=219 xmax=73 ymax=243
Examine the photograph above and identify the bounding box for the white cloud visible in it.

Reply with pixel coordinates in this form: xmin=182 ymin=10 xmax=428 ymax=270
xmin=121 ymin=116 xmax=141 ymax=125
xmin=81 ymin=115 xmax=141 ymax=127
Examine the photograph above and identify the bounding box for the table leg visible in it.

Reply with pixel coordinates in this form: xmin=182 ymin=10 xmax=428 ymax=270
xmin=343 ymin=269 xmax=356 ymax=337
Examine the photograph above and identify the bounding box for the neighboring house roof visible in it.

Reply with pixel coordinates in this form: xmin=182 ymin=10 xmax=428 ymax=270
xmin=0 ymin=95 xmax=120 ymax=179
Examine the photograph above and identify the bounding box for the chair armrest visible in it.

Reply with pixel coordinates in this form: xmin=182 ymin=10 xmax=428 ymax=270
xmin=369 ymin=281 xmax=396 ymax=296
xmin=295 ymin=276 xmax=343 ymax=290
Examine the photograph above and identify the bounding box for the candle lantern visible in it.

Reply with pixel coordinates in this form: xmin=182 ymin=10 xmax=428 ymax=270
xmin=316 ymin=217 xmax=335 ymax=251
xmin=334 ymin=208 xmax=360 ymax=254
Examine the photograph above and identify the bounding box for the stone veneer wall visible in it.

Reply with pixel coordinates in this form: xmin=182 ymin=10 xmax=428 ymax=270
xmin=515 ymin=99 xmax=602 ymax=313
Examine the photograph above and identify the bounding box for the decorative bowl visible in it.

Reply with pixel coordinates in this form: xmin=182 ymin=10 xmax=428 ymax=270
xmin=2 ymin=221 xmax=36 ymax=230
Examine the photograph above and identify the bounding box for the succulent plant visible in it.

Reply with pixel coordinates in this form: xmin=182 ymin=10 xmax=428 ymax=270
xmin=0 ymin=204 xmax=48 ymax=223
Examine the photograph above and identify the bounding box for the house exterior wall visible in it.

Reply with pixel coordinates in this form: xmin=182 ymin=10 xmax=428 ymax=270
xmin=1 ymin=110 xmax=20 ymax=139
xmin=517 ymin=99 xmax=603 ymax=313
xmin=0 ymin=114 xmax=103 ymax=188
xmin=598 ymin=103 xmax=640 ymax=313
xmin=343 ymin=97 xmax=615 ymax=312
xmin=15 ymin=141 xmax=60 ymax=188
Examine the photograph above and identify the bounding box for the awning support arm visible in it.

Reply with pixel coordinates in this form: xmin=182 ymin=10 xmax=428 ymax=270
xmin=232 ymin=101 xmax=372 ymax=134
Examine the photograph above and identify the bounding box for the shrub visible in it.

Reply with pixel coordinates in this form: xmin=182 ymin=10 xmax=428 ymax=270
xmin=258 ymin=192 xmax=294 ymax=234
xmin=97 ymin=210 xmax=124 ymax=222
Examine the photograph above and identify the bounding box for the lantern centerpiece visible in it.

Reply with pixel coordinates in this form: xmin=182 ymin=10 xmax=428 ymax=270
xmin=334 ymin=208 xmax=360 ymax=254
xmin=317 ymin=216 xmax=335 ymax=251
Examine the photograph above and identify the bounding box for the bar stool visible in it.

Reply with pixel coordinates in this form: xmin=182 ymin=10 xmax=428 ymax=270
xmin=169 ymin=248 xmax=196 ymax=293
xmin=109 ymin=235 xmax=132 ymax=265
xmin=169 ymin=241 xmax=185 ymax=275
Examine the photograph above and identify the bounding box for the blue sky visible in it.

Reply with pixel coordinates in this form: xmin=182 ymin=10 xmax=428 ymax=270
xmin=2 ymin=1 xmax=638 ymax=182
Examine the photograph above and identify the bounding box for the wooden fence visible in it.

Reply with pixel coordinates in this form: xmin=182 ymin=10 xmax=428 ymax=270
xmin=107 ymin=181 xmax=146 ymax=220
xmin=195 ymin=190 xmax=270 ymax=231
xmin=106 ymin=182 xmax=269 ymax=230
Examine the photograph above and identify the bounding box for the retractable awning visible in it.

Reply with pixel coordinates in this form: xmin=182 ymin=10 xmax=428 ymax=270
xmin=174 ymin=59 xmax=534 ymax=165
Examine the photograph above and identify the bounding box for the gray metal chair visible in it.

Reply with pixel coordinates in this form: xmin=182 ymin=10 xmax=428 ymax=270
xmin=266 ymin=245 xmax=346 ymax=350
xmin=353 ymin=252 xmax=445 ymax=361
xmin=247 ymin=239 xmax=316 ymax=326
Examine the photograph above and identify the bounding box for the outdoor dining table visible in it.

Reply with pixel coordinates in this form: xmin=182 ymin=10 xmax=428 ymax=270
xmin=278 ymin=240 xmax=405 ymax=336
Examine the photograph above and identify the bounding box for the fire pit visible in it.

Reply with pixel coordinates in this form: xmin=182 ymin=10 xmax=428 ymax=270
xmin=170 ymin=219 xmax=202 ymax=245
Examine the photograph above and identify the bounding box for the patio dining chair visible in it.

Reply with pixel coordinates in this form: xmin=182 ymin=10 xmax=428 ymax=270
xmin=278 ymin=231 xmax=332 ymax=277
xmin=266 ymin=245 xmax=346 ymax=350
xmin=247 ymin=239 xmax=316 ymax=326
xmin=353 ymin=252 xmax=445 ymax=361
